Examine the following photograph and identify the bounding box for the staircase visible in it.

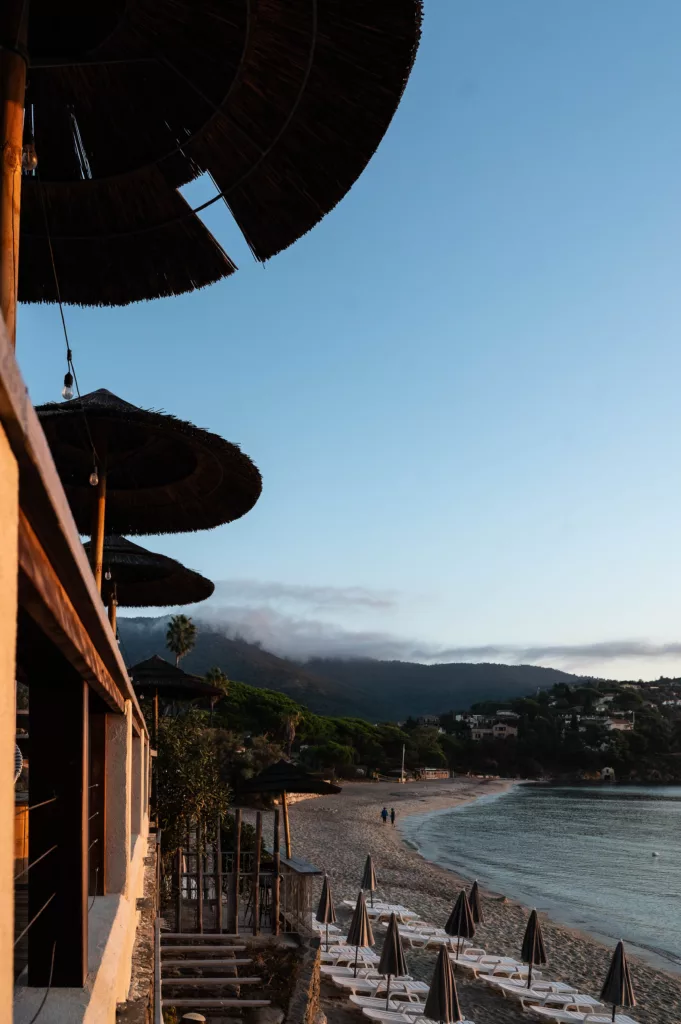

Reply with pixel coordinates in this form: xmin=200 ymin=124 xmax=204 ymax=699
xmin=158 ymin=931 xmax=271 ymax=1014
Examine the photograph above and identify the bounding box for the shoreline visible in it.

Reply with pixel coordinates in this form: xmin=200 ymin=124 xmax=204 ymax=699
xmin=286 ymin=776 xmax=681 ymax=1024
xmin=396 ymin=788 xmax=681 ymax=976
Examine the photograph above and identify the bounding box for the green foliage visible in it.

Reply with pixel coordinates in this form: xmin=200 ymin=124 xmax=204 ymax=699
xmin=157 ymin=709 xmax=229 ymax=852
xmin=166 ymin=614 xmax=198 ymax=666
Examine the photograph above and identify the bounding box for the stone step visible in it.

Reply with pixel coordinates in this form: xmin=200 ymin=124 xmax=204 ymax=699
xmin=162 ymin=999 xmax=271 ymax=1009
xmin=162 ymin=958 xmax=252 ymax=968
xmin=162 ymin=945 xmax=246 ymax=954
xmin=162 ymin=976 xmax=261 ymax=987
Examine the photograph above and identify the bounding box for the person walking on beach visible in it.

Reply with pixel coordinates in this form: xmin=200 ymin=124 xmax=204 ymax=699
xmin=381 ymin=806 xmax=388 ymax=824
xmin=390 ymin=807 xmax=396 ymax=826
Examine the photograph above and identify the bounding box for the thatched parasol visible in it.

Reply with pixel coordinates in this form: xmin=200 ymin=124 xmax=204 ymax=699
xmin=82 ymin=534 xmax=214 ymax=630
xmin=129 ymin=654 xmax=224 ymax=745
xmin=600 ymin=941 xmax=636 ymax=1022
xmin=445 ymin=889 xmax=475 ymax=960
xmin=241 ymin=759 xmax=341 ymax=859
xmin=315 ymin=875 xmax=337 ymax=952
xmin=521 ymin=909 xmax=547 ymax=989
xmin=3 ymin=1 xmax=423 ymax=320
xmin=377 ymin=912 xmax=408 ymax=1008
xmin=36 ymin=388 xmax=261 ymax=591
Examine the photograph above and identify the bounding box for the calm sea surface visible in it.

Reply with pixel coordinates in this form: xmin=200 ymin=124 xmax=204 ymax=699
xmin=400 ymin=784 xmax=681 ymax=970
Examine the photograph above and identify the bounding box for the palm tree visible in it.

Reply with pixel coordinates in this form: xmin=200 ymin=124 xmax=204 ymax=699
xmin=166 ymin=614 xmax=198 ymax=667
xmin=205 ymin=667 xmax=229 ymax=724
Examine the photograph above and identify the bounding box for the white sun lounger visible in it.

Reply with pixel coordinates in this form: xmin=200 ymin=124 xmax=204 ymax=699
xmin=313 ymin=921 xmax=343 ymax=934
xmin=333 ymin=977 xmax=429 ymax=997
xmin=451 ymin=955 xmax=520 ymax=977
xmin=321 ymin=947 xmax=378 ymax=967
xmin=349 ymin=996 xmax=426 ymax=1012
xmin=487 ymin=981 xmax=603 ymax=1013
xmin=484 ymin=979 xmax=575 ymax=995
xmin=360 ymin=1012 xmax=475 ymax=1024
xmin=321 ymin=966 xmax=380 ymax=979
xmin=528 ymin=1011 xmax=640 ymax=1024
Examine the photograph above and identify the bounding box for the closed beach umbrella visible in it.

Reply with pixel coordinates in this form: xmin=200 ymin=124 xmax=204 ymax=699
xmin=521 ymin=909 xmax=547 ymax=989
xmin=600 ymin=941 xmax=636 ymax=1023
xmin=445 ymin=889 xmax=475 ymax=959
xmin=378 ymin=913 xmax=409 ymax=1008
xmin=315 ymin=875 xmax=337 ymax=952
xmin=347 ymin=891 xmax=375 ymax=977
xmin=469 ymin=880 xmax=484 ymax=925
xmin=361 ymin=854 xmax=378 ymax=908
xmin=424 ymin=944 xmax=463 ymax=1024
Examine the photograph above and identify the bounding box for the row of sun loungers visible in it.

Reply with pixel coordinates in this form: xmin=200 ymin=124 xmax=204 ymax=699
xmin=319 ymin=907 xmax=641 ymax=1024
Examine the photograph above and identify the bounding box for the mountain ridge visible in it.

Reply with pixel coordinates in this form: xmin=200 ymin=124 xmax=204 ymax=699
xmin=118 ymin=615 xmax=584 ymax=720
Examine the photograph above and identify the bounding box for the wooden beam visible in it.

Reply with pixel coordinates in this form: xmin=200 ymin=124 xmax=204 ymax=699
xmin=282 ymin=791 xmax=292 ymax=860
xmin=18 ymin=510 xmax=125 ymax=714
xmin=0 ymin=318 xmax=146 ymax=732
xmin=272 ymin=809 xmax=281 ymax=936
xmin=252 ymin=811 xmax=262 ymax=936
xmin=29 ymin=674 xmax=88 ymax=987
xmin=0 ymin=0 xmax=27 ymax=348
xmin=230 ymin=809 xmax=241 ymax=935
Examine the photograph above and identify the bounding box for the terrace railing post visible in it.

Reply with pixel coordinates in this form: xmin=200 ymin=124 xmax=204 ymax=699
xmin=272 ymin=809 xmax=281 ymax=936
xmin=252 ymin=811 xmax=262 ymax=935
xmin=29 ymin=677 xmax=89 ymax=986
xmin=230 ymin=809 xmax=241 ymax=935
xmin=197 ymin=822 xmax=204 ymax=933
xmin=175 ymin=847 xmax=183 ymax=933
xmin=216 ymin=814 xmax=223 ymax=933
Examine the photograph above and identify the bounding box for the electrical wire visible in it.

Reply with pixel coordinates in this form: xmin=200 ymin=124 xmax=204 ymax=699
xmin=26 ymin=940 xmax=56 ymax=1024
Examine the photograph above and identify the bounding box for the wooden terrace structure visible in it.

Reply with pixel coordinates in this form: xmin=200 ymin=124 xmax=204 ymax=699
xmin=0 ymin=318 xmax=152 ymax=1020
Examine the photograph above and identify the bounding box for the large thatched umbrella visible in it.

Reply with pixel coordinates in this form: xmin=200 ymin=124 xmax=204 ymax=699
xmin=241 ymin=760 xmax=340 ymax=858
xmin=83 ymin=534 xmax=214 ymax=630
xmin=1 ymin=2 xmax=423 ymax=338
xmin=37 ymin=388 xmax=261 ymax=592
xmin=129 ymin=654 xmax=224 ymax=745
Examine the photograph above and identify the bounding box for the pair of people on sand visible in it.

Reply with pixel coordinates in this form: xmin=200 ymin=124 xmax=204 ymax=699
xmin=381 ymin=806 xmax=396 ymax=826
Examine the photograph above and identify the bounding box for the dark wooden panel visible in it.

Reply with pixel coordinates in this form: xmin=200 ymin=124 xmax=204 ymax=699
xmin=89 ymin=711 xmax=106 ymax=896
xmin=28 ymin=663 xmax=88 ymax=987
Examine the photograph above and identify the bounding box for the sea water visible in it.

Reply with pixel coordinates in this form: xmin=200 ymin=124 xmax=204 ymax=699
xmin=400 ymin=784 xmax=681 ymax=971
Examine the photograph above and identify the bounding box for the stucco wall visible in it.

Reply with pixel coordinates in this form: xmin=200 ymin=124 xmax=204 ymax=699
xmin=0 ymin=425 xmax=18 ymax=1024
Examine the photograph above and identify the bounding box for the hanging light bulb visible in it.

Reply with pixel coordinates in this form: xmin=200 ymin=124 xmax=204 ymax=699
xmin=104 ymin=569 xmax=112 ymax=581
xmin=22 ymin=143 xmax=38 ymax=172
xmin=61 ymin=371 xmax=74 ymax=401
xmin=89 ymin=467 xmax=99 ymax=487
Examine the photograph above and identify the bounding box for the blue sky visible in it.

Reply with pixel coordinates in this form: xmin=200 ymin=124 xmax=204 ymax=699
xmin=16 ymin=2 xmax=681 ymax=679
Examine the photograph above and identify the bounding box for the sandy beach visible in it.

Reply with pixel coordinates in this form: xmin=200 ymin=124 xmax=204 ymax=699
xmin=286 ymin=777 xmax=681 ymax=1024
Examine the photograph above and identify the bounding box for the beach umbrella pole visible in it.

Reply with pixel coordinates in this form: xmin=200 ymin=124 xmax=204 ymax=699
xmin=325 ymin=923 xmax=329 ymax=953
xmin=385 ymin=974 xmax=391 ymax=1010
xmin=0 ymin=0 xmax=27 ymax=350
xmin=527 ymin=961 xmax=533 ymax=990
xmin=354 ymin=945 xmax=360 ymax=978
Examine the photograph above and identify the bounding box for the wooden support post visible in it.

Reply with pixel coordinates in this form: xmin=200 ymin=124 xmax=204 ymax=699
xmin=216 ymin=815 xmax=223 ymax=934
xmin=230 ymin=809 xmax=241 ymax=935
xmin=272 ymin=809 xmax=281 ymax=936
xmin=107 ymin=591 xmax=117 ymax=634
xmin=89 ymin=709 xmax=106 ymax=895
xmin=29 ymin=676 xmax=89 ymax=986
xmin=282 ymin=790 xmax=292 ymax=859
xmin=0 ymin=0 xmax=27 ymax=349
xmin=90 ymin=460 xmax=107 ymax=594
xmin=175 ymin=847 xmax=183 ymax=934
xmin=197 ymin=823 xmax=204 ymax=934
xmin=252 ymin=811 xmax=262 ymax=936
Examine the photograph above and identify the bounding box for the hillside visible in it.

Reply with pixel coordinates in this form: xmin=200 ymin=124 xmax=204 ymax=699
xmin=118 ymin=615 xmax=583 ymax=721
